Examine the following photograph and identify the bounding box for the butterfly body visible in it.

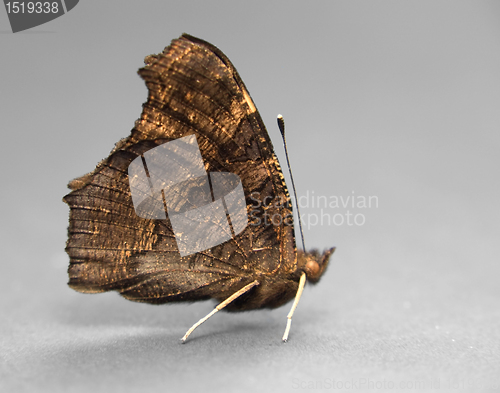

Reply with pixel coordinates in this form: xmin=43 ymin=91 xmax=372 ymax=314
xmin=64 ymin=34 xmax=334 ymax=338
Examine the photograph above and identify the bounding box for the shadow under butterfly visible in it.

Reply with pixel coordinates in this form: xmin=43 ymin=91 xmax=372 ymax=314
xmin=63 ymin=34 xmax=335 ymax=342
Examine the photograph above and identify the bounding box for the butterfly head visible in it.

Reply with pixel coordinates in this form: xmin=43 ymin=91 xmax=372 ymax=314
xmin=298 ymin=247 xmax=335 ymax=284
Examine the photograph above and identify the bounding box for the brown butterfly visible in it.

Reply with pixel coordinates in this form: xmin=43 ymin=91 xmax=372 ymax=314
xmin=63 ymin=34 xmax=335 ymax=342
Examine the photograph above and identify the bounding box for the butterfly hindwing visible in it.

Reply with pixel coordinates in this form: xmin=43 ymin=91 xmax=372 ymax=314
xmin=64 ymin=34 xmax=297 ymax=306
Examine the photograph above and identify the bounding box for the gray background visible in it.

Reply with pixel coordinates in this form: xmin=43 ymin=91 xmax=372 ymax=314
xmin=1 ymin=1 xmax=499 ymax=392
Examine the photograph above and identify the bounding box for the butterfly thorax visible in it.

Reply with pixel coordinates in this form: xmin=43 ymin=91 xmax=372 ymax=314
xmin=216 ymin=247 xmax=335 ymax=312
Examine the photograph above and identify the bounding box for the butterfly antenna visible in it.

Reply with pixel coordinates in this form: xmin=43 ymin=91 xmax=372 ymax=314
xmin=277 ymin=114 xmax=306 ymax=251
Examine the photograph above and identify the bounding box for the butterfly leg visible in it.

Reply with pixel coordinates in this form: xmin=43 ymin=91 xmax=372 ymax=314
xmin=181 ymin=280 xmax=260 ymax=343
xmin=282 ymin=272 xmax=307 ymax=342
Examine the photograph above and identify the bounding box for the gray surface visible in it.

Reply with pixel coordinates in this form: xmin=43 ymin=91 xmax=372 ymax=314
xmin=1 ymin=1 xmax=500 ymax=392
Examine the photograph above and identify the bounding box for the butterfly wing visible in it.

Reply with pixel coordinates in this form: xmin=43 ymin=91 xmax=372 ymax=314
xmin=63 ymin=34 xmax=297 ymax=305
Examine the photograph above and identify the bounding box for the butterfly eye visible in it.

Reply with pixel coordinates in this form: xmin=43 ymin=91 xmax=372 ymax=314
xmin=304 ymin=260 xmax=320 ymax=278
